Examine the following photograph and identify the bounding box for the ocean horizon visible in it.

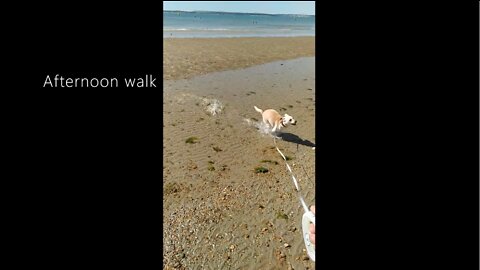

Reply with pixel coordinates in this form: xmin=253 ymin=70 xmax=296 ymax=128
xmin=163 ymin=10 xmax=315 ymax=38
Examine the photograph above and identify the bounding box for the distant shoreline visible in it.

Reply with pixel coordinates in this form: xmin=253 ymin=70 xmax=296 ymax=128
xmin=164 ymin=9 xmax=314 ymax=39
xmin=163 ymin=33 xmax=315 ymax=39
xmin=163 ymin=9 xmax=315 ymax=17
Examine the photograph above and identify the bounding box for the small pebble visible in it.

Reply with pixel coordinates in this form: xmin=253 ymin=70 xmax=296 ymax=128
xmin=284 ymin=243 xmax=291 ymax=248
xmin=276 ymin=250 xmax=287 ymax=261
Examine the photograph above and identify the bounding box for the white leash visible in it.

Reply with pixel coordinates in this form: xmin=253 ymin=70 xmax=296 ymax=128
xmin=273 ymin=137 xmax=315 ymax=262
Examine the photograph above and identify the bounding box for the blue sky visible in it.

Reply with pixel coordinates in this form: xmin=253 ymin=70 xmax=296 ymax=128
xmin=163 ymin=1 xmax=315 ymax=15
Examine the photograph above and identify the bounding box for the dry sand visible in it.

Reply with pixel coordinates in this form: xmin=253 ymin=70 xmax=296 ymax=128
xmin=163 ymin=37 xmax=315 ymax=269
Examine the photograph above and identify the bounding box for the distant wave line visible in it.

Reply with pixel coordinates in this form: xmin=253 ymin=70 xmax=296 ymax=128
xmin=164 ymin=28 xmax=231 ymax=31
xmin=164 ymin=27 xmax=314 ymax=32
xmin=163 ymin=10 xmax=315 ymax=17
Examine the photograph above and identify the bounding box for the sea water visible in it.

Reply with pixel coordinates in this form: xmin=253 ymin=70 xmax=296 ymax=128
xmin=164 ymin=10 xmax=315 ymax=38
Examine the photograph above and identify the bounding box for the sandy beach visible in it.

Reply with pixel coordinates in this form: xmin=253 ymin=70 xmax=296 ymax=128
xmin=163 ymin=37 xmax=315 ymax=80
xmin=163 ymin=37 xmax=315 ymax=269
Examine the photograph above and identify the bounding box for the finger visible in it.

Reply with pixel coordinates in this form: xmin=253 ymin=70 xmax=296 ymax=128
xmin=309 ymin=227 xmax=315 ymax=245
xmin=310 ymin=205 xmax=315 ymax=214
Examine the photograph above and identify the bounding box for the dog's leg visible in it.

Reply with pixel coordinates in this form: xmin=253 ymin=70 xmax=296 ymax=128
xmin=272 ymin=123 xmax=277 ymax=132
xmin=271 ymin=129 xmax=281 ymax=139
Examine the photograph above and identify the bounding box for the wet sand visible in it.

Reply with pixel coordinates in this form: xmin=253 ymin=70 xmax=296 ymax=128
xmin=163 ymin=37 xmax=315 ymax=269
xmin=163 ymin=37 xmax=315 ymax=80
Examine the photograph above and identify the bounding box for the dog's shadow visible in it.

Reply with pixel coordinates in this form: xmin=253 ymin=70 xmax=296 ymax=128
xmin=278 ymin=132 xmax=316 ymax=147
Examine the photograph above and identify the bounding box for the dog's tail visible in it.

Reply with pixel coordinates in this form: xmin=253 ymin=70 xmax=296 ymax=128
xmin=254 ymin=106 xmax=263 ymax=114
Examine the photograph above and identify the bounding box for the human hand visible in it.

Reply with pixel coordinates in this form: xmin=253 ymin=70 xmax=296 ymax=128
xmin=309 ymin=205 xmax=315 ymax=245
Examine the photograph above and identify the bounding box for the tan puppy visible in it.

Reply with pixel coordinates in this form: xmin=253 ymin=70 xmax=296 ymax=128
xmin=254 ymin=105 xmax=297 ymax=133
